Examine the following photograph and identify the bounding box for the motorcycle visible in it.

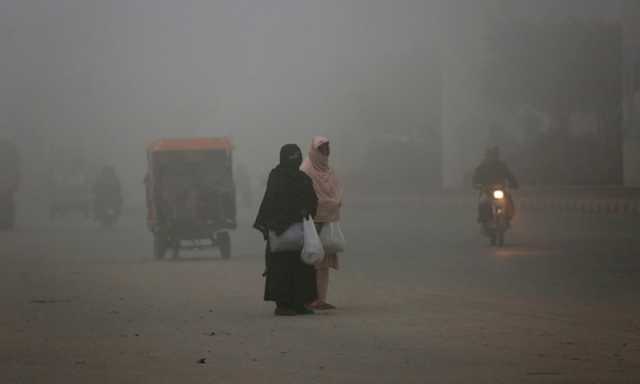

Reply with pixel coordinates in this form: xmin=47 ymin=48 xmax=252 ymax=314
xmin=477 ymin=185 xmax=510 ymax=247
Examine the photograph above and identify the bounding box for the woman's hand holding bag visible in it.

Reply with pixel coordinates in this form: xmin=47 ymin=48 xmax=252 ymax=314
xmin=301 ymin=216 xmax=325 ymax=265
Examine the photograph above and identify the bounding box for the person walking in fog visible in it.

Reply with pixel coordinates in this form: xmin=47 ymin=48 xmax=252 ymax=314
xmin=93 ymin=166 xmax=123 ymax=214
xmin=301 ymin=136 xmax=343 ymax=311
xmin=254 ymin=144 xmax=319 ymax=316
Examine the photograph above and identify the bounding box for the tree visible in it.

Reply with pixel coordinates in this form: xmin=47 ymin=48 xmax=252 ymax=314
xmin=481 ymin=20 xmax=623 ymax=185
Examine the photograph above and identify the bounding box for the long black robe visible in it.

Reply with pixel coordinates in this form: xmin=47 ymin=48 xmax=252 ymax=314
xmin=254 ymin=145 xmax=318 ymax=306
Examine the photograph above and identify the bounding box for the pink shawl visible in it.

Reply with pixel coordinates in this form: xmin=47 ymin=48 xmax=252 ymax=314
xmin=300 ymin=136 xmax=343 ymax=223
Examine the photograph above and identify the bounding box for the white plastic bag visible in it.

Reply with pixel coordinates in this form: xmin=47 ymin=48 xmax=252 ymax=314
xmin=301 ymin=216 xmax=325 ymax=265
xmin=269 ymin=223 xmax=304 ymax=253
xmin=319 ymin=222 xmax=346 ymax=254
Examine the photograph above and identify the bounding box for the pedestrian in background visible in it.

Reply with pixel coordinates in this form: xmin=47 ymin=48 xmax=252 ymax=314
xmin=301 ymin=136 xmax=343 ymax=310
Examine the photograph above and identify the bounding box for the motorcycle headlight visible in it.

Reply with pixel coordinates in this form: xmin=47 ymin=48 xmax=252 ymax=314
xmin=493 ymin=190 xmax=505 ymax=200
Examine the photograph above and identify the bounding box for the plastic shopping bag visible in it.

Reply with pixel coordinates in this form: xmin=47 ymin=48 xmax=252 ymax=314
xmin=319 ymin=222 xmax=346 ymax=254
xmin=269 ymin=223 xmax=304 ymax=253
xmin=301 ymin=216 xmax=325 ymax=265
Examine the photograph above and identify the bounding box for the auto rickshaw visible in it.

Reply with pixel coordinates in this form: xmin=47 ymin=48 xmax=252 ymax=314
xmin=145 ymin=138 xmax=236 ymax=259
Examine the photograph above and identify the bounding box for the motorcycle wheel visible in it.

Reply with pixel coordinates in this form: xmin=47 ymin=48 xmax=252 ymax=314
xmin=496 ymin=230 xmax=505 ymax=247
xmin=495 ymin=214 xmax=507 ymax=247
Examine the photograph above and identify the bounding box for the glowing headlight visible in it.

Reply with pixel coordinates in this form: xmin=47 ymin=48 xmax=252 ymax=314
xmin=493 ymin=190 xmax=505 ymax=200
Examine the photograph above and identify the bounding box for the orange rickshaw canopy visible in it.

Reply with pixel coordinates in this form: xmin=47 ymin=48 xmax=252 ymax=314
xmin=147 ymin=137 xmax=233 ymax=153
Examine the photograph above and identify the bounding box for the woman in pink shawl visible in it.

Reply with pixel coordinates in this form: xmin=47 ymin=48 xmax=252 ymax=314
xmin=301 ymin=136 xmax=343 ymax=310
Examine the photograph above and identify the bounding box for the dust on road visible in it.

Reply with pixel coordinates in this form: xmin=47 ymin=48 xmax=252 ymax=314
xmin=1 ymin=200 xmax=639 ymax=383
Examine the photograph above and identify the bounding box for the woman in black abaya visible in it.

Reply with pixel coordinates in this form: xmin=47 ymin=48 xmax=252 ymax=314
xmin=254 ymin=144 xmax=319 ymax=316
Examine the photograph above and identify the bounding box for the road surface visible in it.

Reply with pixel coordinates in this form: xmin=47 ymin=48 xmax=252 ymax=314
xmin=1 ymin=197 xmax=639 ymax=383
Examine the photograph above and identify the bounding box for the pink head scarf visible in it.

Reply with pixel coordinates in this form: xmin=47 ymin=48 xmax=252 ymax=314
xmin=300 ymin=136 xmax=343 ymax=223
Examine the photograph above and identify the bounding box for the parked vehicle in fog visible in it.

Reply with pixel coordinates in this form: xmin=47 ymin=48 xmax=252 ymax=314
xmin=145 ymin=138 xmax=236 ymax=259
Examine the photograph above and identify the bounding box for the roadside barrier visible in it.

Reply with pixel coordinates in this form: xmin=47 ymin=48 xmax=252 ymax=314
xmin=354 ymin=187 xmax=640 ymax=216
xmin=516 ymin=188 xmax=640 ymax=216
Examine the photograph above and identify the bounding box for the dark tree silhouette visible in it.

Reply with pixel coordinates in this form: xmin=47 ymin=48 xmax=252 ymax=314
xmin=482 ymin=20 xmax=623 ymax=186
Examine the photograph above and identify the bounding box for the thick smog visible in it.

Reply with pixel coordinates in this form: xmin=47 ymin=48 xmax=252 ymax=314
xmin=1 ymin=0 xmax=639 ymax=382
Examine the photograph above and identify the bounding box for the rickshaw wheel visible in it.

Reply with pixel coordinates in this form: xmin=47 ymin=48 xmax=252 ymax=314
xmin=217 ymin=232 xmax=231 ymax=260
xmin=153 ymin=234 xmax=167 ymax=259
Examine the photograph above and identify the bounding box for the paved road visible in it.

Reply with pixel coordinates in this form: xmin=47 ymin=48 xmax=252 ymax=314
xmin=1 ymin=198 xmax=639 ymax=383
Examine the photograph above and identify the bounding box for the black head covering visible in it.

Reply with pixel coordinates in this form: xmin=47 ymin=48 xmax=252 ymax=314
xmin=254 ymin=144 xmax=318 ymax=238
xmin=279 ymin=144 xmax=303 ymax=170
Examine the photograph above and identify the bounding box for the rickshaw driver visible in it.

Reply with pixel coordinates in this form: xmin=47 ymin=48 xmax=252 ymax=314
xmin=193 ymin=160 xmax=236 ymax=226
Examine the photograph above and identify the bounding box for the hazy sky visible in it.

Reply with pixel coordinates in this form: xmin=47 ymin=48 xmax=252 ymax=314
xmin=0 ymin=0 xmax=629 ymax=193
xmin=1 ymin=0 xmax=440 ymax=191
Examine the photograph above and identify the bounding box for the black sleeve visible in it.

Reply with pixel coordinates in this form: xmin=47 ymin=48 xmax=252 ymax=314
xmin=253 ymin=170 xmax=277 ymax=239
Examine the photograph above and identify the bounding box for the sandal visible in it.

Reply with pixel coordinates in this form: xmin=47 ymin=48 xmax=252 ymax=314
xmin=310 ymin=301 xmax=336 ymax=310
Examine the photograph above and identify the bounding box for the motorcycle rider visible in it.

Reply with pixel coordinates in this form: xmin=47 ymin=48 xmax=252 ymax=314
xmin=93 ymin=166 xmax=123 ymax=220
xmin=472 ymin=147 xmax=519 ymax=223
